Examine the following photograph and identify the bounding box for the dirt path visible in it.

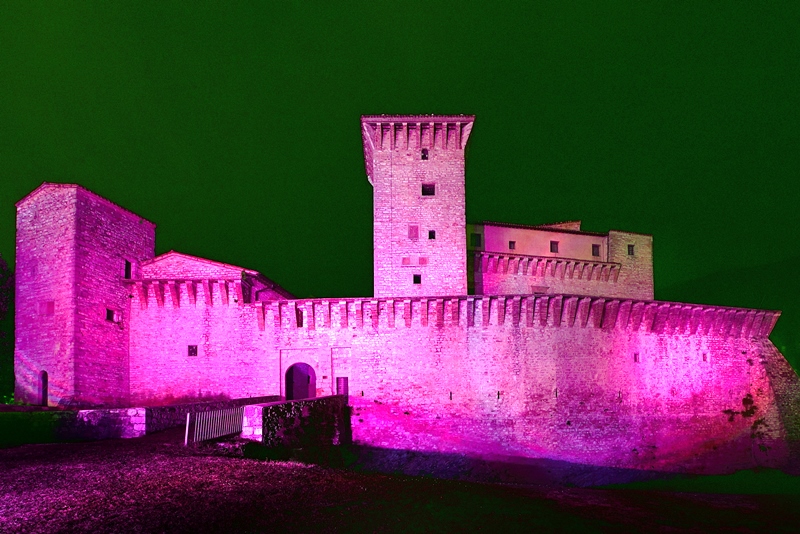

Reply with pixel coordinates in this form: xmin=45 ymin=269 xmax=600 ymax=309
xmin=1 ymin=430 xmax=799 ymax=533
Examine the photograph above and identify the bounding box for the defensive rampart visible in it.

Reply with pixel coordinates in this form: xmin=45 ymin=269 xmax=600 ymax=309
xmin=126 ymin=283 xmax=792 ymax=474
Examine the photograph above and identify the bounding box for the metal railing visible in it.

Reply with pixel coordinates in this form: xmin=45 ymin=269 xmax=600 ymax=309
xmin=184 ymin=406 xmax=245 ymax=446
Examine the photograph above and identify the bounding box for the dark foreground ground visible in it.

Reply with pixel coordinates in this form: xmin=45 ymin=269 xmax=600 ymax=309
xmin=2 ymin=429 xmax=800 ymax=533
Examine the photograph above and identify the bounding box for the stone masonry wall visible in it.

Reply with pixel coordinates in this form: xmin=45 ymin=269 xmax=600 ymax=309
xmin=73 ymin=187 xmax=156 ymax=407
xmin=128 ymin=287 xmax=790 ymax=474
xmin=15 ymin=185 xmax=78 ymax=406
xmin=365 ymin=117 xmax=473 ymax=298
xmin=471 ymin=225 xmax=654 ymax=301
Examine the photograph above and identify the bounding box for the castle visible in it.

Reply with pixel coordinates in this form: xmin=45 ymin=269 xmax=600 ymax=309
xmin=14 ymin=115 xmax=800 ymax=474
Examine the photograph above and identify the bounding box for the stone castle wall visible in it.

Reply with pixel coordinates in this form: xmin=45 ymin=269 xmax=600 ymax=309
xmin=471 ymin=226 xmax=654 ymax=301
xmin=15 ymin=185 xmax=79 ymax=406
xmin=127 ymin=284 xmax=789 ymax=473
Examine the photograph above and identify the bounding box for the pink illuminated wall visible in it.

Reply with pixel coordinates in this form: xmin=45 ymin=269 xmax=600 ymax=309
xmin=468 ymin=222 xmax=654 ymax=300
xmin=15 ymin=184 xmax=155 ymax=407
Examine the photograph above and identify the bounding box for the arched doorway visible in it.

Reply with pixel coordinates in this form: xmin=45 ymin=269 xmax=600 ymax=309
xmin=39 ymin=370 xmax=48 ymax=407
xmin=285 ymin=363 xmax=316 ymax=401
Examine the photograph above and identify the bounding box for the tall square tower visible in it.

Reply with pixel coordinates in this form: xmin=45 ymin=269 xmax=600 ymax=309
xmin=15 ymin=184 xmax=155 ymax=407
xmin=362 ymin=115 xmax=475 ymax=297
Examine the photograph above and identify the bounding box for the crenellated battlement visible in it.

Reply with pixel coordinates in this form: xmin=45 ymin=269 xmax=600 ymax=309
xmin=251 ymin=294 xmax=780 ymax=338
xmin=125 ymin=278 xmax=257 ymax=308
xmin=361 ymin=115 xmax=475 ymax=187
xmin=474 ymin=251 xmax=622 ymax=282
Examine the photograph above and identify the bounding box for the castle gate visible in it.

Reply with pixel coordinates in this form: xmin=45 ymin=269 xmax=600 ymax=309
xmin=279 ymin=348 xmax=333 ymax=399
xmin=285 ymin=363 xmax=316 ymax=401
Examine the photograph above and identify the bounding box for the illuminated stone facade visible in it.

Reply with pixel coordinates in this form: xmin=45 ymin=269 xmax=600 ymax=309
xmin=13 ymin=115 xmax=799 ymax=474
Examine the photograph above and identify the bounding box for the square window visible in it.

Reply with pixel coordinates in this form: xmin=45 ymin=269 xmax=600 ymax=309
xmin=408 ymin=225 xmax=419 ymax=241
xmin=428 ymin=230 xmax=436 ymax=240
xmin=413 ymin=274 xmax=422 ymax=284
xmin=470 ymin=233 xmax=482 ymax=247
xmin=188 ymin=345 xmax=198 ymax=357
xmin=592 ymin=244 xmax=600 ymax=257
xmin=124 ymin=260 xmax=132 ymax=279
xmin=419 ymin=257 xmax=428 ymax=266
xmin=508 ymin=241 xmax=516 ymax=250
xmin=421 ymin=183 xmax=435 ymax=196
xmin=628 ymin=244 xmax=635 ymax=255
xmin=550 ymin=241 xmax=559 ymax=253
xmin=402 ymin=257 xmax=411 ymax=266
xmin=106 ymin=309 xmax=115 ymax=322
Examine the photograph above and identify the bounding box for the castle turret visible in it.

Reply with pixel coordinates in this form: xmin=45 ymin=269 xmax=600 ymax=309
xmin=15 ymin=184 xmax=155 ymax=407
xmin=362 ymin=115 xmax=475 ymax=297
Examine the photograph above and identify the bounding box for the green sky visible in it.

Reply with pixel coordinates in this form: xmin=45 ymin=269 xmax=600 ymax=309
xmin=1 ymin=2 xmax=798 ymax=305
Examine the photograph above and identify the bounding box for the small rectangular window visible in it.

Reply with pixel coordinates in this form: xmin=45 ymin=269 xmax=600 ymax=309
xmin=470 ymin=233 xmax=482 ymax=247
xmin=188 ymin=345 xmax=198 ymax=357
xmin=408 ymin=225 xmax=419 ymax=241
xmin=428 ymin=230 xmax=436 ymax=240
xmin=508 ymin=241 xmax=516 ymax=250
xmin=592 ymin=244 xmax=600 ymax=257
xmin=628 ymin=244 xmax=635 ymax=255
xmin=421 ymin=183 xmax=435 ymax=196
xmin=550 ymin=241 xmax=559 ymax=253
xmin=413 ymin=274 xmax=422 ymax=284
xmin=634 ymin=352 xmax=640 ymax=363
xmin=124 ymin=260 xmax=132 ymax=279
xmin=421 ymin=148 xmax=428 ymax=160
xmin=106 ymin=309 xmax=115 ymax=322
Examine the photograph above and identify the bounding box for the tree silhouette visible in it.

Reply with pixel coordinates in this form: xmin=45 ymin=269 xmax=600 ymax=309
xmin=0 ymin=255 xmax=14 ymax=400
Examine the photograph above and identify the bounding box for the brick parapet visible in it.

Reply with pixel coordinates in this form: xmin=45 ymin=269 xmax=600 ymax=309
xmin=245 ymin=295 xmax=779 ymax=339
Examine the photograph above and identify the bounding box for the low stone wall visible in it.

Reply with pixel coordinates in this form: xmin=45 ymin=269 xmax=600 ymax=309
xmin=241 ymin=395 xmax=349 ymax=449
xmin=145 ymin=396 xmax=280 ymax=435
xmin=1 ymin=396 xmax=281 ymax=447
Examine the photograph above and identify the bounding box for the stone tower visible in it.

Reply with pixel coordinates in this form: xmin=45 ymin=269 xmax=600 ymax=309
xmin=362 ymin=115 xmax=475 ymax=297
xmin=15 ymin=184 xmax=155 ymax=407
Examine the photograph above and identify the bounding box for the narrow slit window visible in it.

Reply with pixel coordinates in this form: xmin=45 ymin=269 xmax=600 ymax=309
xmin=628 ymin=244 xmax=635 ymax=256
xmin=124 ymin=260 xmax=132 ymax=279
xmin=413 ymin=274 xmax=422 ymax=284
xmin=592 ymin=244 xmax=600 ymax=257
xmin=421 ymin=148 xmax=428 ymax=160
xmin=550 ymin=241 xmax=559 ymax=253
xmin=634 ymin=352 xmax=640 ymax=363
xmin=295 ymin=307 xmax=303 ymax=327
xmin=421 ymin=183 xmax=435 ymax=196
xmin=508 ymin=241 xmax=516 ymax=250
